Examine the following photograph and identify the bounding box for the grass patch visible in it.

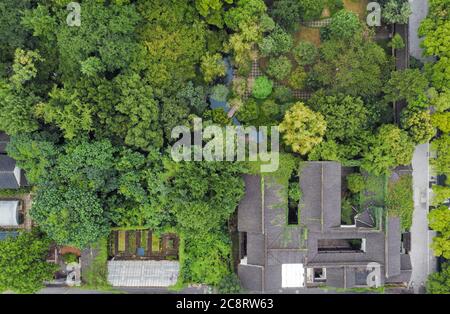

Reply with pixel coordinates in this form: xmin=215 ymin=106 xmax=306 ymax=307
xmin=245 ymin=153 xmax=300 ymax=185
xmin=140 ymin=231 xmax=148 ymax=250
xmin=128 ymin=231 xmax=136 ymax=255
xmin=118 ymin=231 xmax=126 ymax=252
xmin=360 ymin=174 xmax=387 ymax=209
xmin=386 ymin=175 xmax=414 ymax=231
xmin=152 ymin=234 xmax=160 ymax=253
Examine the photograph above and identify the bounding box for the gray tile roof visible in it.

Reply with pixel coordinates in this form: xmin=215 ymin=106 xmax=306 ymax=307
xmin=0 ymin=155 xmax=19 ymax=189
xmin=238 ymin=264 xmax=263 ymax=291
xmin=237 ymin=162 xmax=409 ymax=291
xmin=386 ymin=217 xmax=401 ymax=278
xmin=238 ymin=175 xmax=262 ymax=234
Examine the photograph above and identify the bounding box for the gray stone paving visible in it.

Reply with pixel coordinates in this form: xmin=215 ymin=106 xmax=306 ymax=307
xmin=410 ymin=143 xmax=438 ymax=294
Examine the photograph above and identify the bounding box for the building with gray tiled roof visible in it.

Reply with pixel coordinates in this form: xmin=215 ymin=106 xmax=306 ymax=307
xmin=237 ymin=162 xmax=411 ymax=292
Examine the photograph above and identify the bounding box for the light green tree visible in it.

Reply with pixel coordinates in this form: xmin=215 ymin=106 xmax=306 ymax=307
xmin=279 ymin=102 xmax=327 ymax=155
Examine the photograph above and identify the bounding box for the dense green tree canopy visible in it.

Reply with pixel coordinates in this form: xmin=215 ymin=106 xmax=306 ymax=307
xmin=0 ymin=232 xmax=57 ymax=294
xmin=279 ymin=102 xmax=327 ymax=155
xmin=362 ymin=125 xmax=415 ymax=175
xmin=427 ymin=263 xmax=450 ymax=294
xmin=312 ymin=35 xmax=388 ymax=97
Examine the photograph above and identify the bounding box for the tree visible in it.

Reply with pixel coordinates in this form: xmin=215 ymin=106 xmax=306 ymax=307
xmin=31 ymin=186 xmax=109 ymax=249
xmin=259 ymin=26 xmax=293 ymax=57
xmin=384 ymin=69 xmax=429 ymax=104
xmin=279 ymin=102 xmax=327 ymax=155
xmin=0 ymin=49 xmax=43 ymax=135
xmin=431 ymin=135 xmax=450 ymax=177
xmin=0 ymin=0 xmax=31 ymax=76
xmin=288 ymin=67 xmax=308 ymax=90
xmin=266 ymin=56 xmax=293 ymax=81
xmin=166 ymin=161 xmax=244 ymax=285
xmin=388 ymin=33 xmax=405 ymax=50
xmin=236 ymin=98 xmax=258 ymax=124
xmin=427 ymin=263 xmax=450 ymax=294
xmin=270 ymin=0 xmax=302 ymax=33
xmin=35 ymin=87 xmax=93 ymax=140
xmin=308 ymin=93 xmax=369 ymax=143
xmin=400 ymin=109 xmax=435 ymax=144
xmin=54 ymin=140 xmax=117 ymax=193
xmin=113 ymin=73 xmax=163 ymax=150
xmin=308 ymin=140 xmax=342 ymax=162
xmin=347 ymin=173 xmax=365 ymax=194
xmin=194 ymin=0 xmax=233 ymax=28
xmin=201 ymin=53 xmax=226 ymax=83
xmin=168 ymin=161 xmax=244 ymax=235
xmin=362 ymin=125 xmax=415 ymax=175
xmin=211 ymin=84 xmax=229 ymax=102
xmin=23 ymin=1 xmax=141 ymax=83
xmin=431 ymin=236 xmax=450 ymax=259
xmin=138 ymin=0 xmax=208 ymax=93
xmin=182 ymin=233 xmax=233 ymax=286
xmin=418 ymin=1 xmax=450 ymax=90
xmin=252 ymin=76 xmax=273 ymax=99
xmin=0 ymin=82 xmax=39 ymax=135
xmin=432 ymin=185 xmax=450 ymax=207
xmin=292 ymin=41 xmax=318 ymax=66
xmin=328 ymin=10 xmax=362 ymax=40
xmin=224 ymin=0 xmax=268 ymax=31
xmin=0 ymin=232 xmax=57 ymax=294
xmin=299 ymin=0 xmax=326 ymax=21
xmin=382 ymin=0 xmax=412 ymax=25
xmin=429 ymin=206 xmax=450 ymax=236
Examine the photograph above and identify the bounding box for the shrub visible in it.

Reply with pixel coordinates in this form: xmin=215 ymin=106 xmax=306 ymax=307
xmin=266 ymin=56 xmax=293 ymax=81
xmin=200 ymin=53 xmax=226 ymax=83
xmin=299 ymin=0 xmax=326 ymax=21
xmin=217 ymin=273 xmax=242 ymax=294
xmin=236 ymin=98 xmax=258 ymax=124
xmin=62 ymin=253 xmax=79 ymax=264
xmin=270 ymin=0 xmax=302 ymax=33
xmin=252 ymin=76 xmax=273 ymax=99
xmin=210 ymin=84 xmax=229 ymax=102
xmin=329 ymin=10 xmax=362 ymax=40
xmin=289 ymin=182 xmax=301 ymax=203
xmin=386 ymin=175 xmax=414 ymax=231
xmin=204 ymin=108 xmax=231 ymax=126
xmin=347 ymin=173 xmax=365 ymax=194
xmin=261 ymin=99 xmax=280 ymax=119
xmin=388 ymin=33 xmax=405 ymax=50
xmin=259 ymin=26 xmax=293 ymax=57
xmin=288 ymin=67 xmax=308 ymax=89
xmin=382 ymin=0 xmax=412 ymax=25
xmin=292 ymin=41 xmax=318 ymax=66
xmin=272 ymin=85 xmax=294 ymax=103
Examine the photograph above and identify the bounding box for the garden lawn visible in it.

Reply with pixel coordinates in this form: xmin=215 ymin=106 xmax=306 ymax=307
xmin=360 ymin=173 xmax=387 ymax=209
xmin=343 ymin=0 xmax=369 ymax=20
xmin=295 ymin=27 xmax=321 ymax=47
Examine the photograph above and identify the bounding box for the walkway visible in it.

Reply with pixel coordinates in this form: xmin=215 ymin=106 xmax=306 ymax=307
xmin=410 ymin=143 xmax=437 ymax=293
xmin=408 ymin=0 xmax=430 ymax=62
